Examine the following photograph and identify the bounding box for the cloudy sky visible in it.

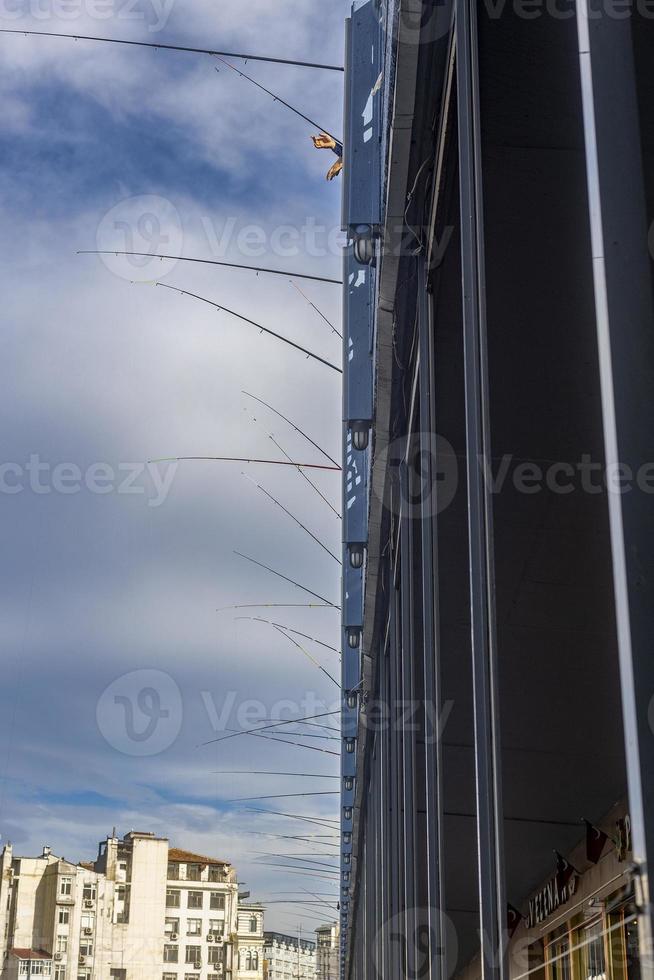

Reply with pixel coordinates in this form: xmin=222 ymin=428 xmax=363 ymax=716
xmin=0 ymin=0 xmax=345 ymax=932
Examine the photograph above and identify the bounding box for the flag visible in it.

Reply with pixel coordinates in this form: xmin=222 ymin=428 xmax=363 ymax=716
xmin=311 ymin=133 xmax=344 ymax=181
xmin=555 ymin=851 xmax=577 ymax=888
xmin=507 ymin=904 xmax=524 ymax=937
xmin=584 ymin=819 xmax=609 ymax=864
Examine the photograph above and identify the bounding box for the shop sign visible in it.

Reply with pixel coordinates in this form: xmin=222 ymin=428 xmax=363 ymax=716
xmin=527 ymin=869 xmax=578 ymax=928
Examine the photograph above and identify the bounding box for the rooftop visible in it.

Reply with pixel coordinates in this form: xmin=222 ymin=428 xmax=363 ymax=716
xmin=168 ymin=847 xmax=231 ymax=867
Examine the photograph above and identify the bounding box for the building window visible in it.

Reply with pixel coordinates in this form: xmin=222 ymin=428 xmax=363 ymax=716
xmin=546 ymin=928 xmax=572 ymax=980
xmin=210 ymin=893 xmax=225 ymax=910
xmin=608 ymin=903 xmax=640 ymax=980
xmin=79 ymin=941 xmax=93 ymax=958
xmin=208 ymin=947 xmax=222 ymax=965
xmin=81 ymin=914 xmax=94 ymax=930
xmin=59 ymin=877 xmax=72 ymax=896
xmin=77 ymin=972 xmax=91 ymax=980
xmin=163 ymin=975 xmax=177 ymax=980
xmin=168 ymin=863 xmax=180 ymax=880
xmin=185 ymin=946 xmax=201 ymax=965
xmin=187 ymin=864 xmax=202 ymax=881
xmin=252 ymin=953 xmax=259 ymax=970
xmin=208 ymin=866 xmax=224 ymax=882
xmin=164 ymin=946 xmax=179 ymax=964
xmin=187 ymin=891 xmax=203 ymax=909
xmin=186 ymin=919 xmax=202 ymax=936
xmin=581 ymin=920 xmax=607 ymax=980
xmin=55 ymin=970 xmax=65 ymax=980
xmin=165 ymin=918 xmax=180 ymax=937
xmin=208 ymin=975 xmax=221 ymax=980
xmin=58 ymin=909 xmax=70 ymax=924
xmin=82 ymin=884 xmax=96 ymax=901
xmin=184 ymin=975 xmax=200 ymax=980
xmin=209 ymin=920 xmax=224 ymax=936
xmin=166 ymin=889 xmax=181 ymax=908
xmin=56 ymin=937 xmax=68 ymax=954
xmin=250 ymin=917 xmax=258 ymax=933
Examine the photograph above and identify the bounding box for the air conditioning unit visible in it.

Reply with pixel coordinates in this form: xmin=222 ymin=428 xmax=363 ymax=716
xmin=170 ymin=933 xmax=179 ymax=941
xmin=83 ymin=928 xmax=93 ymax=936
xmin=79 ymin=955 xmax=86 ymax=965
xmin=84 ymin=900 xmax=94 ymax=908
xmin=54 ymin=953 xmax=63 ymax=962
xmin=194 ymin=961 xmax=202 ymax=969
xmin=207 ymin=935 xmax=214 ymax=942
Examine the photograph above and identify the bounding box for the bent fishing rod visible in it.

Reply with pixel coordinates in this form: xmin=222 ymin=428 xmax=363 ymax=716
xmin=79 ymin=252 xmax=342 ymax=286
xmin=147 ymin=282 xmax=341 ymax=373
xmin=0 ymin=29 xmax=344 ymax=72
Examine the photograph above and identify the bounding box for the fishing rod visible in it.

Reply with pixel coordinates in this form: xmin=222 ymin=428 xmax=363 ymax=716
xmin=152 ymin=282 xmax=341 ymax=373
xmin=260 ymin=900 xmax=339 ymax=908
xmin=254 ymin=854 xmax=339 ymax=871
xmin=242 ymin=390 xmax=339 ymax=468
xmin=234 ymin=551 xmax=340 ymax=608
xmin=211 ymin=770 xmax=339 ymax=778
xmin=236 ymin=618 xmax=340 ymax=655
xmin=217 ymin=603 xmax=336 ymax=611
xmin=242 ymin=832 xmax=340 ymax=845
xmin=272 ymin=625 xmax=340 ymax=689
xmin=0 ymin=29 xmax=344 ymax=71
xmin=214 ymin=57 xmax=342 ymax=145
xmin=256 ymin=863 xmax=339 ymax=878
xmin=242 ymin=474 xmax=340 ymax=565
xmin=222 ymin=729 xmax=339 ymax=758
xmin=244 ymin=807 xmax=339 ymax=828
xmin=289 ymin=280 xmax=342 ymax=339
xmin=270 ymin=434 xmax=341 ymax=520
xmin=78 ymin=252 xmax=342 ymax=286
xmin=228 ymin=791 xmax=339 ymax=802
xmin=150 ymin=454 xmax=338 ymax=472
xmin=203 ymin=709 xmax=340 ymax=746
xmin=243 ymin=412 xmax=340 ymax=520
xmin=254 ymin=855 xmax=339 ymax=863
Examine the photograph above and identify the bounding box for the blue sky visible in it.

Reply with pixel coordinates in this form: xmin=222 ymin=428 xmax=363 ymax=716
xmin=0 ymin=0 xmax=345 ymax=932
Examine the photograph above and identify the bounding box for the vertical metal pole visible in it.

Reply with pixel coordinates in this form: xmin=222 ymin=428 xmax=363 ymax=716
xmin=389 ymin=546 xmax=404 ymax=980
xmin=455 ymin=4 xmax=506 ymax=980
xmin=418 ymin=259 xmax=446 ymax=980
xmin=575 ymin=1 xmax=654 ymax=970
xmin=400 ymin=464 xmax=419 ymax=978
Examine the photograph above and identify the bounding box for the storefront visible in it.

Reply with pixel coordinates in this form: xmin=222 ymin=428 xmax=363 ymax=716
xmin=507 ymin=810 xmax=639 ymax=980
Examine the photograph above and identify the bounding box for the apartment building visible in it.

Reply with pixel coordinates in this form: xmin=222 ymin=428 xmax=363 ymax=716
xmin=262 ymin=932 xmax=315 ymax=980
xmin=0 ymin=831 xmax=262 ymax=980
xmin=313 ymin=925 xmax=337 ymax=980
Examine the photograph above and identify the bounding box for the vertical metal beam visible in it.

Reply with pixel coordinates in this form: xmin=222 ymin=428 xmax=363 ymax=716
xmin=418 ymin=259 xmax=446 ymax=980
xmin=455 ymin=4 xmax=506 ymax=980
xmin=575 ymin=2 xmax=654 ymax=970
xmin=400 ymin=463 xmax=419 ymax=978
xmin=389 ymin=548 xmax=404 ymax=980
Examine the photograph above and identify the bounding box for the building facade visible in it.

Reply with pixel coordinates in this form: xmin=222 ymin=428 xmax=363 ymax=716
xmin=235 ymin=906 xmax=264 ymax=980
xmin=262 ymin=932 xmax=315 ymax=980
xmin=314 ymin=924 xmax=338 ymax=980
xmin=340 ymin=2 xmax=654 ymax=980
xmin=0 ymin=832 xmax=261 ymax=980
